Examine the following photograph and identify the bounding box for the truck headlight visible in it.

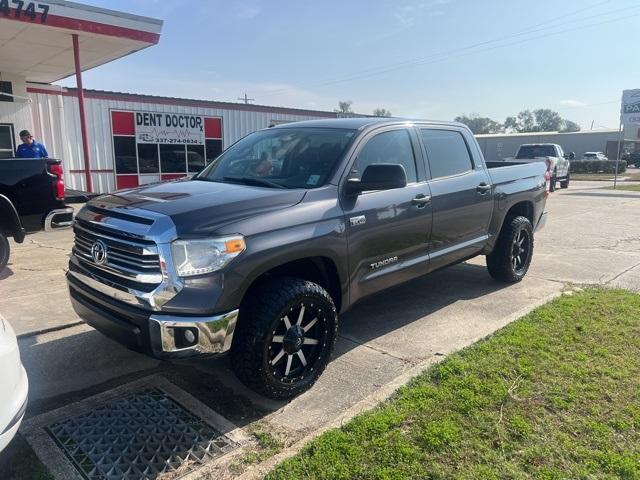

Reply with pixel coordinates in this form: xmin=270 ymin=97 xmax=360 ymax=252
xmin=171 ymin=236 xmax=246 ymax=277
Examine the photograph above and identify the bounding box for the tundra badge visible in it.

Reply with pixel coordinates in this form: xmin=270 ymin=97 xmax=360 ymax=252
xmin=350 ymin=215 xmax=366 ymax=227
xmin=370 ymin=256 xmax=398 ymax=270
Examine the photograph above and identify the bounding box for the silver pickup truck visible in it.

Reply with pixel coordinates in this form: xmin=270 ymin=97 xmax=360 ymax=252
xmin=513 ymin=143 xmax=571 ymax=192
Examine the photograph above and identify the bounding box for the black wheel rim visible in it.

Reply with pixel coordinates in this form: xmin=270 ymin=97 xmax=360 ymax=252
xmin=511 ymin=229 xmax=530 ymax=274
xmin=267 ymin=301 xmax=329 ymax=384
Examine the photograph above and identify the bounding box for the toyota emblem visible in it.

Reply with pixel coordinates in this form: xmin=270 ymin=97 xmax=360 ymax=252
xmin=91 ymin=240 xmax=108 ymax=265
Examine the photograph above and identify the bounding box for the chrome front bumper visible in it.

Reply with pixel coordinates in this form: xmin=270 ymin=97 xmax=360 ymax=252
xmin=68 ymin=274 xmax=238 ymax=359
xmin=45 ymin=207 xmax=74 ymax=231
xmin=149 ymin=310 xmax=238 ymax=357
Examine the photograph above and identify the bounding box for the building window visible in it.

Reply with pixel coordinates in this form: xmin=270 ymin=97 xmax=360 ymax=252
xmin=205 ymin=139 xmax=223 ymax=164
xmin=113 ymin=136 xmax=137 ymax=174
xmin=187 ymin=144 xmax=206 ymax=173
xmin=111 ymin=110 xmax=223 ymax=189
xmin=137 ymin=144 xmax=160 ymax=174
xmin=0 ymin=82 xmax=14 ymax=103
xmin=0 ymin=124 xmax=15 ymax=158
xmin=160 ymin=144 xmax=186 ymax=173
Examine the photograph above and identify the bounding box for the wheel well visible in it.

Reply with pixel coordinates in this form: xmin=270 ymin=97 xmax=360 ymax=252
xmin=505 ymin=201 xmax=534 ymax=225
xmin=244 ymin=257 xmax=342 ymax=311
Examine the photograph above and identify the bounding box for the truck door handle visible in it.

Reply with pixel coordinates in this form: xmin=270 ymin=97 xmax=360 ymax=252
xmin=412 ymin=194 xmax=431 ymax=207
xmin=476 ymin=183 xmax=491 ymax=194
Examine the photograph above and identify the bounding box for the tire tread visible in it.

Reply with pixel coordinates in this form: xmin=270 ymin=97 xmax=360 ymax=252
xmin=231 ymin=277 xmax=337 ymax=400
xmin=486 ymin=216 xmax=533 ymax=283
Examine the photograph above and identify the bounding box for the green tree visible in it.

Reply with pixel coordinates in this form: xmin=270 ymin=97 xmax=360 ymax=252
xmin=505 ymin=110 xmax=537 ymax=133
xmin=533 ymin=109 xmax=563 ymax=132
xmin=505 ymin=108 xmax=579 ymax=133
xmin=334 ymin=101 xmax=353 ymax=114
xmin=454 ymin=113 xmax=503 ymax=134
xmin=373 ymin=108 xmax=392 ymax=117
xmin=561 ymin=120 xmax=581 ymax=132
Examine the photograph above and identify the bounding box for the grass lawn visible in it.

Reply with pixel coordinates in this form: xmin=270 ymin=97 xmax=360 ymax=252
xmin=603 ymin=184 xmax=640 ymax=192
xmin=0 ymin=435 xmax=52 ymax=480
xmin=572 ymin=170 xmax=640 ymax=182
xmin=268 ymin=288 xmax=640 ymax=480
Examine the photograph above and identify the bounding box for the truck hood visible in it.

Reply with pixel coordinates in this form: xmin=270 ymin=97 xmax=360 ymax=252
xmin=91 ymin=179 xmax=307 ymax=236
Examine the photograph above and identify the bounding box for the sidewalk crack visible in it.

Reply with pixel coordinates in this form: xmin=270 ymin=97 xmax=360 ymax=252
xmin=337 ymin=334 xmax=415 ymax=365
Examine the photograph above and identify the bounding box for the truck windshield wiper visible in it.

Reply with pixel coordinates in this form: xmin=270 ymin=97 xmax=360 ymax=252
xmin=222 ymin=176 xmax=287 ymax=189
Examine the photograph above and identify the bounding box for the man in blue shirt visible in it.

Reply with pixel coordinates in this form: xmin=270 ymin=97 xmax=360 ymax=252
xmin=15 ymin=130 xmax=48 ymax=158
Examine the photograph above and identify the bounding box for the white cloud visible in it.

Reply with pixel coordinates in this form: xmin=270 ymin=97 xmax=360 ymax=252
xmin=235 ymin=3 xmax=261 ymax=19
xmin=559 ymin=99 xmax=587 ymax=107
xmin=393 ymin=0 xmax=449 ymax=28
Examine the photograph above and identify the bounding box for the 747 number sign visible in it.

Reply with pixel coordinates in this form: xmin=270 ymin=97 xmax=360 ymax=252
xmin=0 ymin=0 xmax=50 ymax=23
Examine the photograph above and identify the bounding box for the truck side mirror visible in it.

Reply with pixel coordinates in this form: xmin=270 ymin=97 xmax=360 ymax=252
xmin=346 ymin=163 xmax=408 ymax=195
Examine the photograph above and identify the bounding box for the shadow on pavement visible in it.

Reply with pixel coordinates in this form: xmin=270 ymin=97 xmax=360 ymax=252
xmin=337 ymin=262 xmax=508 ymax=356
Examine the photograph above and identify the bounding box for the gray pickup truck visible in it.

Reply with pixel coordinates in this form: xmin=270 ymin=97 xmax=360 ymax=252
xmin=67 ymin=119 xmax=548 ymax=399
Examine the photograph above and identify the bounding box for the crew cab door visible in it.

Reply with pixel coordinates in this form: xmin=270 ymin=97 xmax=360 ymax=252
xmin=341 ymin=127 xmax=432 ymax=302
xmin=417 ymin=127 xmax=493 ymax=271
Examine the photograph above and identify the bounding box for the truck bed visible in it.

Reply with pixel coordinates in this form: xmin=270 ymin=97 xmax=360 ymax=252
xmin=485 ymin=160 xmax=547 ymax=186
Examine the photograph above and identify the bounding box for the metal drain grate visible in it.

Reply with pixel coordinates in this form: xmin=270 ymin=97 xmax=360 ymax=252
xmin=45 ymin=388 xmax=237 ymax=480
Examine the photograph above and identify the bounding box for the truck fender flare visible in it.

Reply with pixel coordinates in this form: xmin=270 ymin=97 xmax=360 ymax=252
xmin=0 ymin=194 xmax=26 ymax=243
xmin=238 ymin=250 xmax=348 ymax=309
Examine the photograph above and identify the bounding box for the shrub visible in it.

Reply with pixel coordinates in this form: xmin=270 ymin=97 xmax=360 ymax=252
xmin=570 ymin=160 xmax=627 ymax=174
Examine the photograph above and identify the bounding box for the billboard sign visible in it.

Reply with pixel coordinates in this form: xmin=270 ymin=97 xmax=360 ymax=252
xmin=135 ymin=112 xmax=205 ymax=145
xmin=622 ymin=89 xmax=640 ymax=126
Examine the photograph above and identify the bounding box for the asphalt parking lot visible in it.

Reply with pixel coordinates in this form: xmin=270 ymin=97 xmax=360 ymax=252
xmin=2 ymin=180 xmax=640 ymax=478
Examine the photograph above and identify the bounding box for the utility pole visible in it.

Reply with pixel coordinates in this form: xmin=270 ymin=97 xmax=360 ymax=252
xmin=238 ymin=93 xmax=255 ymax=105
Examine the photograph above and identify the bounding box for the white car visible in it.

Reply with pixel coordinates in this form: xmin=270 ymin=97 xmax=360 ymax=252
xmin=582 ymin=152 xmax=608 ymax=161
xmin=0 ymin=315 xmax=28 ymax=453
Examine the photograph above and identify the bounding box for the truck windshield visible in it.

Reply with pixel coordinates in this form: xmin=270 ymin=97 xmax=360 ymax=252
xmin=516 ymin=145 xmax=556 ymax=159
xmin=197 ymin=127 xmax=356 ymax=189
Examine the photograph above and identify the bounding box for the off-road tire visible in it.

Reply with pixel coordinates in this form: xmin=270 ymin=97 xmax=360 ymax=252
xmin=560 ymin=172 xmax=570 ymax=189
xmin=231 ymin=277 xmax=338 ymax=400
xmin=486 ymin=216 xmax=534 ymax=283
xmin=0 ymin=232 xmax=9 ymax=272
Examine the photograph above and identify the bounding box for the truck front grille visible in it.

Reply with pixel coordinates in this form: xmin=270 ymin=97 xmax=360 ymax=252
xmin=72 ymin=219 xmax=163 ymax=291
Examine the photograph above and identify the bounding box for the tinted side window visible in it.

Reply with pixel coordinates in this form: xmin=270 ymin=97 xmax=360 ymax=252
xmin=421 ymin=129 xmax=473 ymax=179
xmin=355 ymin=129 xmax=417 ymax=183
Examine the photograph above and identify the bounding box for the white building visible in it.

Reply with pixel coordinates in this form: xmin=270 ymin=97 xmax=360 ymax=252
xmin=0 ymin=1 xmax=344 ymax=194
xmin=476 ymin=129 xmax=640 ymax=162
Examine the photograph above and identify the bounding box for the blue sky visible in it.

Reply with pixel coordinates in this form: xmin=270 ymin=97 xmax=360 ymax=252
xmin=60 ymin=0 xmax=640 ymax=129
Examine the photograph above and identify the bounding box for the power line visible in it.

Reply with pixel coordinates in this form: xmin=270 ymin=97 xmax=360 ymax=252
xmin=261 ymin=1 xmax=637 ymax=97
xmin=305 ymin=7 xmax=640 ymax=90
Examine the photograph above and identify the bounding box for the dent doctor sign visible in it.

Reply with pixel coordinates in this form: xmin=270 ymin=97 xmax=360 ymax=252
xmin=135 ymin=112 xmax=205 ymax=145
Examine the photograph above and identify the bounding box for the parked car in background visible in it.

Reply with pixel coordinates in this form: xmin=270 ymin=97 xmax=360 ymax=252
xmin=0 ymin=315 xmax=28 ymax=453
xmin=623 ymin=152 xmax=640 ymax=168
xmin=582 ymin=152 xmax=608 ymax=161
xmin=67 ymin=118 xmax=548 ymax=400
xmin=514 ymin=144 xmax=571 ymax=192
xmin=0 ymin=158 xmax=73 ymax=272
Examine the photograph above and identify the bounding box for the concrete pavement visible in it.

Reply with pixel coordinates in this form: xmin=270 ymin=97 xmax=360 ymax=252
xmin=2 ymin=181 xmax=640 ymax=478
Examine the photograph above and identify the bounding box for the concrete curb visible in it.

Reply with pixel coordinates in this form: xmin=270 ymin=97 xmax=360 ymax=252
xmin=237 ymin=288 xmax=566 ymax=480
